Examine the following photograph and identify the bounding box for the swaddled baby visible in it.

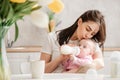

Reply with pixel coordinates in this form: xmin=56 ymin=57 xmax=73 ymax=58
xmin=61 ymin=39 xmax=96 ymax=73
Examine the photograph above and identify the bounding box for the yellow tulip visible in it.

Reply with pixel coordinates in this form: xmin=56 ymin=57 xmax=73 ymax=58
xmin=10 ymin=0 xmax=26 ymax=3
xmin=48 ymin=0 xmax=64 ymax=13
xmin=49 ymin=19 xmax=55 ymax=32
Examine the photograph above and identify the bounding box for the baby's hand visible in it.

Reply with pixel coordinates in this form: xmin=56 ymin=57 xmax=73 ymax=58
xmin=70 ymin=55 xmax=74 ymax=61
xmin=60 ymin=54 xmax=71 ymax=62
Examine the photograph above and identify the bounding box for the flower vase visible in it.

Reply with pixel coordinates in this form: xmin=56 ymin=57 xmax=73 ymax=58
xmin=0 ymin=0 xmax=41 ymax=79
xmin=0 ymin=38 xmax=11 ymax=80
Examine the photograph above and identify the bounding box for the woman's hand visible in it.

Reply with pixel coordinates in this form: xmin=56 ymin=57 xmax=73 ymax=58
xmin=77 ymin=63 xmax=96 ymax=73
xmin=60 ymin=54 xmax=71 ymax=63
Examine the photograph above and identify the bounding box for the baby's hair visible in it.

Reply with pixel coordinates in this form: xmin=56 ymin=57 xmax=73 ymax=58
xmin=81 ymin=39 xmax=96 ymax=54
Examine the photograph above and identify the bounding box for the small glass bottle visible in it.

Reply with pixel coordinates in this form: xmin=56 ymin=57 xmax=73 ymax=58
xmin=60 ymin=45 xmax=80 ymax=55
xmin=85 ymin=69 xmax=98 ymax=80
xmin=110 ymin=51 xmax=120 ymax=78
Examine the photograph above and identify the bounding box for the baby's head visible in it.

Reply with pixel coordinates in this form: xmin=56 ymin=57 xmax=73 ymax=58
xmin=78 ymin=39 xmax=96 ymax=57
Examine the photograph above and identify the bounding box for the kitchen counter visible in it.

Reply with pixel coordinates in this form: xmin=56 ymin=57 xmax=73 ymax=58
xmin=7 ymin=46 xmax=41 ymax=53
xmin=11 ymin=73 xmax=120 ymax=80
xmin=6 ymin=47 xmax=120 ymax=53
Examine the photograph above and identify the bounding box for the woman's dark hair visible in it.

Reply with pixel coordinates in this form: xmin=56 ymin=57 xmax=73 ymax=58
xmin=57 ymin=10 xmax=106 ymax=47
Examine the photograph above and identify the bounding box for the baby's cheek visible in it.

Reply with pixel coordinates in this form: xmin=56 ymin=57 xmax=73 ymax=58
xmin=80 ymin=51 xmax=88 ymax=57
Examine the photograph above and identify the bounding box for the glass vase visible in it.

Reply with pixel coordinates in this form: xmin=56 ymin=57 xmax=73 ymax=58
xmin=0 ymin=38 xmax=11 ymax=80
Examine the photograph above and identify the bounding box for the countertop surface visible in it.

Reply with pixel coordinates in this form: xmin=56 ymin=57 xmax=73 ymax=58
xmin=11 ymin=73 xmax=120 ymax=80
xmin=7 ymin=46 xmax=41 ymax=53
xmin=6 ymin=46 xmax=120 ymax=53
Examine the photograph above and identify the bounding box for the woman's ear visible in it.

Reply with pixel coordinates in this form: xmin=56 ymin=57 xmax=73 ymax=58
xmin=78 ymin=18 xmax=82 ymax=26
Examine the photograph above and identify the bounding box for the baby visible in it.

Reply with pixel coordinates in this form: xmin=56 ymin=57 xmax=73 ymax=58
xmin=61 ymin=39 xmax=96 ymax=73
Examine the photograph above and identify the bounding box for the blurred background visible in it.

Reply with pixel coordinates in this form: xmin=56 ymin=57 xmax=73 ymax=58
xmin=6 ymin=0 xmax=120 ymax=48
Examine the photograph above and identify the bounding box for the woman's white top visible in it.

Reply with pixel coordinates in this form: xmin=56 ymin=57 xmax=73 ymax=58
xmin=41 ymin=31 xmax=101 ymax=73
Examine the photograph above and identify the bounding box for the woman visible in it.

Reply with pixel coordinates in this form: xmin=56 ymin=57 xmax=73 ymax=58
xmin=40 ymin=10 xmax=106 ymax=73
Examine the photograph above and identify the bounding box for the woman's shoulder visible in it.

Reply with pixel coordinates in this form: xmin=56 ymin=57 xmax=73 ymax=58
xmin=48 ymin=31 xmax=57 ymax=39
xmin=48 ymin=31 xmax=60 ymax=46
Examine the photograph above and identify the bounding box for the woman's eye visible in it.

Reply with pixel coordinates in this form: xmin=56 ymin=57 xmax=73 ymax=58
xmin=86 ymin=27 xmax=91 ymax=32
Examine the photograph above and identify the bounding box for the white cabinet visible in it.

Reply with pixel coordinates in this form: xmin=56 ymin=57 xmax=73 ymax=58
xmin=7 ymin=52 xmax=40 ymax=74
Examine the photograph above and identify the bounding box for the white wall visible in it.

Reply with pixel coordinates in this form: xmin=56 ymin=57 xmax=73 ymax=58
xmin=56 ymin=0 xmax=120 ymax=48
xmin=7 ymin=0 xmax=120 ymax=48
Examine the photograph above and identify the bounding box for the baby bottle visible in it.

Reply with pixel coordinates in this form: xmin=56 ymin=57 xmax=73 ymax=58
xmin=60 ymin=45 xmax=80 ymax=55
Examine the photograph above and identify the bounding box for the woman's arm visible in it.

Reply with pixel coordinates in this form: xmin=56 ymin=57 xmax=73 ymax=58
xmin=40 ymin=53 xmax=70 ymax=73
xmin=92 ymin=50 xmax=104 ymax=70
xmin=40 ymin=53 xmax=62 ymax=73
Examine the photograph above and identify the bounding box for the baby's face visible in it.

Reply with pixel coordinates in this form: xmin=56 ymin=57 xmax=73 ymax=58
xmin=78 ymin=39 xmax=94 ymax=57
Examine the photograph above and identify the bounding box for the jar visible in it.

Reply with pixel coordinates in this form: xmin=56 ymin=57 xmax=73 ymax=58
xmin=110 ymin=51 xmax=120 ymax=78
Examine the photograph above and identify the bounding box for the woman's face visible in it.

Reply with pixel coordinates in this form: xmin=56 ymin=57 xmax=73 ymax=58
xmin=76 ymin=18 xmax=99 ymax=40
